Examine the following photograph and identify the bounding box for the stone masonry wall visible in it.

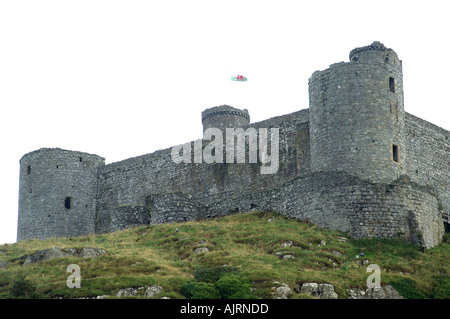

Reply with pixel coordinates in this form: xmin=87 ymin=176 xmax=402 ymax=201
xmin=95 ymin=109 xmax=311 ymax=234
xmin=405 ymin=112 xmax=450 ymax=214
xmin=206 ymin=171 xmax=444 ymax=248
xmin=109 ymin=205 xmax=151 ymax=233
xmin=145 ymin=193 xmax=207 ymax=225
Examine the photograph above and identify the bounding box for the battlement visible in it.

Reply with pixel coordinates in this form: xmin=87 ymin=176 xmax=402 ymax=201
xmin=20 ymin=147 xmax=105 ymax=167
xmin=349 ymin=41 xmax=401 ymax=66
xmin=201 ymin=105 xmax=250 ymax=122
xmin=201 ymin=105 xmax=250 ymax=132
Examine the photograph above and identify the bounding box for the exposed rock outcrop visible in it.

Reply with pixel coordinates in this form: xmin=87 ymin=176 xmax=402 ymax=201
xmin=294 ymin=282 xmax=403 ymax=299
xmin=295 ymin=282 xmax=339 ymax=299
xmin=23 ymin=247 xmax=106 ymax=266
xmin=115 ymin=285 xmax=163 ymax=298
xmin=271 ymin=282 xmax=292 ymax=299
xmin=347 ymin=285 xmax=403 ymax=299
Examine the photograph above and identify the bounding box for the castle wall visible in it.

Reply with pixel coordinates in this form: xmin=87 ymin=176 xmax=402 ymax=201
xmin=146 ymin=192 xmax=208 ymax=225
xmin=95 ymin=109 xmax=311 ymax=233
xmin=206 ymin=171 xmax=444 ymax=248
xmin=273 ymin=173 xmax=444 ymax=249
xmin=109 ymin=205 xmax=151 ymax=233
xmin=405 ymin=112 xmax=450 ymax=213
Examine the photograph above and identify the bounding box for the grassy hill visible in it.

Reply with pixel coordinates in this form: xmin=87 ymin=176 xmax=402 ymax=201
xmin=0 ymin=211 xmax=448 ymax=299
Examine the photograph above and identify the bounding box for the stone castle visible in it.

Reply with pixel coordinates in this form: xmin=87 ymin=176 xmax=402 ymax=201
xmin=18 ymin=42 xmax=449 ymax=248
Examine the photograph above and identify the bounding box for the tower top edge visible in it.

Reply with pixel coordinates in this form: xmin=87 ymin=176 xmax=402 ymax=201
xmin=201 ymin=105 xmax=250 ymax=122
xmin=349 ymin=41 xmax=399 ymax=62
xmin=20 ymin=147 xmax=105 ymax=163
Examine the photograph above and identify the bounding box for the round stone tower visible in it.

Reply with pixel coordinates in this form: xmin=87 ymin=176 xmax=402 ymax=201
xmin=309 ymin=41 xmax=406 ymax=182
xmin=17 ymin=148 xmax=105 ymax=241
xmin=201 ymin=105 xmax=250 ymax=132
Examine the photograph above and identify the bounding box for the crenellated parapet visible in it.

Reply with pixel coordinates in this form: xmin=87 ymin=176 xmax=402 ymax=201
xmin=349 ymin=41 xmax=401 ymax=66
xmin=201 ymin=105 xmax=250 ymax=132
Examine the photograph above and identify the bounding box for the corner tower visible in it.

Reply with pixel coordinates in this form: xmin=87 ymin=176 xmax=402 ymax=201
xmin=18 ymin=148 xmax=105 ymax=241
xmin=309 ymin=41 xmax=406 ymax=183
xmin=201 ymin=105 xmax=250 ymax=132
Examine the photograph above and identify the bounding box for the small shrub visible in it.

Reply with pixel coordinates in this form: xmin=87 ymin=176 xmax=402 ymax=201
xmin=390 ymin=278 xmax=427 ymax=299
xmin=10 ymin=275 xmax=39 ymax=299
xmin=215 ymin=274 xmax=252 ymax=299
xmin=431 ymin=273 xmax=450 ymax=299
xmin=192 ymin=282 xmax=221 ymax=299
xmin=181 ymin=280 xmax=220 ymax=299
xmin=182 ymin=271 xmax=253 ymax=299
xmin=193 ymin=266 xmax=240 ymax=284
xmin=180 ymin=280 xmax=196 ymax=298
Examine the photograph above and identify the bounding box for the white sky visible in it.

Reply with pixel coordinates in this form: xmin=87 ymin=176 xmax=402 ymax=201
xmin=1 ymin=0 xmax=449 ymax=244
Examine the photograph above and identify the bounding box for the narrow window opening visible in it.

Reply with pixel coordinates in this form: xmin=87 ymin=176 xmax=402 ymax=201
xmin=79 ymin=157 xmax=83 ymax=162
xmin=27 ymin=166 xmax=31 ymax=175
xmin=56 ymin=165 xmax=59 ymax=169
xmin=29 ymin=188 xmax=32 ymax=194
xmin=64 ymin=197 xmax=73 ymax=210
xmin=389 ymin=77 xmax=395 ymax=93
xmin=392 ymin=144 xmax=399 ymax=163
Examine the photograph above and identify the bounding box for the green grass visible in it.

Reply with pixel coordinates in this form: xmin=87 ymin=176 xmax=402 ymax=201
xmin=0 ymin=211 xmax=448 ymax=299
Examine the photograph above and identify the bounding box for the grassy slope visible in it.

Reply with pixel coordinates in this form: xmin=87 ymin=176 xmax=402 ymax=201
xmin=0 ymin=211 xmax=448 ymax=299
